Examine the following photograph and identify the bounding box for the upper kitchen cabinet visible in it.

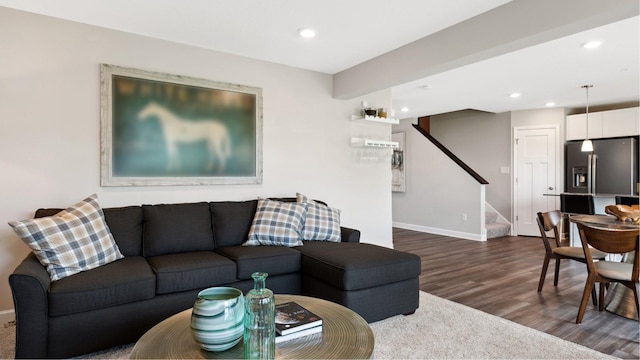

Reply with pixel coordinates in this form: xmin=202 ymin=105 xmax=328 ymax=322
xmin=566 ymin=112 xmax=602 ymax=140
xmin=566 ymin=107 xmax=639 ymax=141
xmin=602 ymin=107 xmax=639 ymax=138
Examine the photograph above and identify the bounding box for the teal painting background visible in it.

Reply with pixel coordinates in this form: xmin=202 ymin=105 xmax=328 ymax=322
xmin=111 ymin=75 xmax=257 ymax=177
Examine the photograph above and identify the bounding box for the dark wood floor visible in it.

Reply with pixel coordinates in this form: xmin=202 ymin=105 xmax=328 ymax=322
xmin=393 ymin=228 xmax=639 ymax=359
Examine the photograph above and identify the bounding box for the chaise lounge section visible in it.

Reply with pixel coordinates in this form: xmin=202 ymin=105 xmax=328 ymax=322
xmin=9 ymin=197 xmax=421 ymax=358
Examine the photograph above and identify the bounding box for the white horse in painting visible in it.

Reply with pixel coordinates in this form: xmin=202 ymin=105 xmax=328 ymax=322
xmin=138 ymin=102 xmax=231 ymax=173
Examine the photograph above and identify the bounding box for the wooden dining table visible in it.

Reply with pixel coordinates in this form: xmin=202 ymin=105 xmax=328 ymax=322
xmin=569 ymin=214 xmax=639 ymax=321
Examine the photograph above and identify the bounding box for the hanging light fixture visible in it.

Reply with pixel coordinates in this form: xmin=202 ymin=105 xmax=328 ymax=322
xmin=581 ymin=85 xmax=594 ymax=152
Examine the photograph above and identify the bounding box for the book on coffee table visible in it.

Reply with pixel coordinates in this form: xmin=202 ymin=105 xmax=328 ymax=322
xmin=275 ymin=324 xmax=322 ymax=344
xmin=275 ymin=301 xmax=323 ymax=336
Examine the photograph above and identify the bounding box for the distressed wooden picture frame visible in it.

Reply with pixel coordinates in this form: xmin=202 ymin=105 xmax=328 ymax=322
xmin=392 ymin=132 xmax=406 ymax=192
xmin=100 ymin=64 xmax=262 ymax=186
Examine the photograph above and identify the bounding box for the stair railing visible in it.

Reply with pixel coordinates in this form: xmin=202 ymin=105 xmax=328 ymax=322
xmin=412 ymin=124 xmax=488 ymax=185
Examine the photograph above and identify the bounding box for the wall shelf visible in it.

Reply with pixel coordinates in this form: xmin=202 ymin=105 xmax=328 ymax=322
xmin=350 ymin=137 xmax=399 ymax=148
xmin=351 ymin=115 xmax=399 ymax=125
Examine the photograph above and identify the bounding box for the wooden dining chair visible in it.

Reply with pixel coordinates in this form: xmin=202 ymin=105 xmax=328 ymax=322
xmin=575 ymin=223 xmax=640 ymax=324
xmin=536 ymin=211 xmax=606 ymax=297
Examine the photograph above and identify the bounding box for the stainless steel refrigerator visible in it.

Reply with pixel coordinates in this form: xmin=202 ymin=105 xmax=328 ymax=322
xmin=565 ymin=137 xmax=639 ymax=195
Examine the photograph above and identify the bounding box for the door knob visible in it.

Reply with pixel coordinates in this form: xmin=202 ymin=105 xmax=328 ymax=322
xmin=548 ymin=187 xmax=554 ymax=190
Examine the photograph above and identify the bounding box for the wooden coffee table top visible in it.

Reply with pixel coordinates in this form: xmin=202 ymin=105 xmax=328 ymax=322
xmin=130 ymin=294 xmax=374 ymax=359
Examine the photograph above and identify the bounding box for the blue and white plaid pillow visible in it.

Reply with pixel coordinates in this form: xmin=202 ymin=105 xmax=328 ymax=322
xmin=297 ymin=193 xmax=341 ymax=242
xmin=244 ymin=198 xmax=307 ymax=247
xmin=9 ymin=194 xmax=123 ymax=281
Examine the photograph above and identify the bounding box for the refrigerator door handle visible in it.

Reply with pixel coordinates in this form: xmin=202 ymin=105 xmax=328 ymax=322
xmin=587 ymin=154 xmax=592 ymax=193
xmin=591 ymin=154 xmax=597 ymax=194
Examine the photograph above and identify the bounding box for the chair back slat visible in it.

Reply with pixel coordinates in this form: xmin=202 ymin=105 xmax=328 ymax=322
xmin=578 ymin=224 xmax=639 ymax=254
xmin=537 ymin=210 xmax=562 ymax=248
xmin=538 ymin=210 xmax=561 ymax=231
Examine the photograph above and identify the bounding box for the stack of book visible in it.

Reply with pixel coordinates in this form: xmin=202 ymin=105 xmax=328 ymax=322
xmin=274 ymin=301 xmax=323 ymax=344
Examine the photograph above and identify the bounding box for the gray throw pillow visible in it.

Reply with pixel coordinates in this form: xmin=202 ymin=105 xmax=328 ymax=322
xmin=9 ymin=194 xmax=123 ymax=281
xmin=297 ymin=193 xmax=341 ymax=242
xmin=244 ymin=198 xmax=307 ymax=247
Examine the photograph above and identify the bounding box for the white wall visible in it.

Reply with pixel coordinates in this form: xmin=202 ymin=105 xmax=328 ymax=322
xmin=511 ymin=108 xmax=567 ymax=133
xmin=0 ymin=8 xmax=394 ymax=315
xmin=392 ymin=119 xmax=486 ymax=240
xmin=430 ymin=110 xmax=511 ymax=219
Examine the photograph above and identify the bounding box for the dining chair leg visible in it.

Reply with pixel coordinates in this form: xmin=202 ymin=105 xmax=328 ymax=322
xmin=598 ymin=282 xmax=605 ymax=311
xmin=538 ymin=254 xmax=551 ymax=292
xmin=591 ymin=287 xmax=598 ymax=307
xmin=576 ymin=275 xmax=596 ymax=324
xmin=633 ymin=282 xmax=639 ymax=317
xmin=553 ymin=259 xmax=561 ymax=286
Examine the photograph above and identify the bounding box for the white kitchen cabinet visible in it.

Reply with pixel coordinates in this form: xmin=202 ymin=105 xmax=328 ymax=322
xmin=602 ymin=107 xmax=639 ymax=138
xmin=566 ymin=107 xmax=638 ymax=140
xmin=566 ymin=114 xmax=586 ymax=140
xmin=566 ymin=112 xmax=603 ymax=140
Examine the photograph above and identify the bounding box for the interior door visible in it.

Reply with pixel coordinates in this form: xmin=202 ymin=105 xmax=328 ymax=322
xmin=515 ymin=127 xmax=558 ymax=236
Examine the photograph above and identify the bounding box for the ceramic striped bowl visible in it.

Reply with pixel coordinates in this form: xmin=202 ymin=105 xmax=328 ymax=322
xmin=191 ymin=287 xmax=244 ymax=352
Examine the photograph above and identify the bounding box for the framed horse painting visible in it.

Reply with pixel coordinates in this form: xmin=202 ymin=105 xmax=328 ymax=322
xmin=100 ymin=64 xmax=262 ymax=186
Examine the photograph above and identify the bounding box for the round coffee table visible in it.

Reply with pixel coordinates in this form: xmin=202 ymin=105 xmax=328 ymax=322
xmin=130 ymin=294 xmax=374 ymax=359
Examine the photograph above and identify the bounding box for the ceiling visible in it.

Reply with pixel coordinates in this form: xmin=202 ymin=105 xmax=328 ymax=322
xmin=1 ymin=0 xmax=638 ymax=118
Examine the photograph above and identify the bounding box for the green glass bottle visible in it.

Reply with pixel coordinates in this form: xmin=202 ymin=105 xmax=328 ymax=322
xmin=243 ymin=272 xmax=275 ymax=359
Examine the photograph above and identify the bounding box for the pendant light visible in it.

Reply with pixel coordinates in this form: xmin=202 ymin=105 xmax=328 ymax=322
xmin=581 ymin=85 xmax=594 ymax=152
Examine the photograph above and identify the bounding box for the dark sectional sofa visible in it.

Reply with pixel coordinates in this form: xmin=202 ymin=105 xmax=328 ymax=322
xmin=9 ymin=198 xmax=421 ymax=358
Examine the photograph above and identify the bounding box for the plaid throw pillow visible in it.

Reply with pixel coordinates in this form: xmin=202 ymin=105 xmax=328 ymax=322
xmin=244 ymin=198 xmax=307 ymax=247
xmin=9 ymin=194 xmax=123 ymax=281
xmin=297 ymin=193 xmax=341 ymax=242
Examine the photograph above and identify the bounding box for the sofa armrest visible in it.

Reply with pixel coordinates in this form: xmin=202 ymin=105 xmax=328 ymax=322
xmin=340 ymin=226 xmax=360 ymax=243
xmin=9 ymin=253 xmax=50 ymax=358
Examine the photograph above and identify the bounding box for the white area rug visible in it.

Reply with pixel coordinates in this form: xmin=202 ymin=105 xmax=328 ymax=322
xmin=0 ymin=291 xmax=612 ymax=359
xmin=369 ymin=291 xmax=612 ymax=359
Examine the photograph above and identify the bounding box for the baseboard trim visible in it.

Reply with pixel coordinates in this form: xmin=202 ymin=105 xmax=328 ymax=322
xmin=393 ymin=222 xmax=486 ymax=242
xmin=0 ymin=309 xmax=15 ymax=326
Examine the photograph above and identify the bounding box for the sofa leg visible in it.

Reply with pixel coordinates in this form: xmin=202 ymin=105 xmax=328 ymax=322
xmin=402 ymin=310 xmax=416 ymax=316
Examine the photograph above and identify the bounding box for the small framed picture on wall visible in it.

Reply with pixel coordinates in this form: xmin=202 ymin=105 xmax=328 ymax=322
xmin=392 ymin=132 xmax=406 ymax=192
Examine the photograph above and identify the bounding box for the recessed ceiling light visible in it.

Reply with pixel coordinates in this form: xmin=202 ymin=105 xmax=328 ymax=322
xmin=545 ymin=102 xmax=556 ymax=107
xmin=510 ymin=93 xmax=521 ymax=98
xmin=298 ymin=28 xmax=316 ymax=38
xmin=401 ymin=107 xmax=409 ymax=112
xmin=582 ymin=41 xmax=602 ymax=49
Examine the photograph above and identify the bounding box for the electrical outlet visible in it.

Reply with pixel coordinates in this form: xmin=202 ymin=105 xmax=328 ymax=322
xmin=462 ymin=213 xmax=467 ymax=221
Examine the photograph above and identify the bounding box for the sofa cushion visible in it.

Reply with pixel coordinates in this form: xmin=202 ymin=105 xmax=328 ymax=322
xmin=296 ymin=242 xmax=421 ymax=291
xmin=142 ymin=202 xmax=214 ymax=257
xmin=147 ymin=251 xmax=237 ymax=294
xmin=296 ymin=193 xmax=341 ymax=242
xmin=102 ymin=207 xmax=144 ymax=256
xmin=48 ymin=256 xmax=155 ymax=316
xmin=210 ymin=200 xmax=258 ymax=248
xmin=9 ymin=194 xmax=124 ymax=281
xmin=216 ymin=245 xmax=301 ymax=280
xmin=244 ymin=199 xmax=307 ymax=247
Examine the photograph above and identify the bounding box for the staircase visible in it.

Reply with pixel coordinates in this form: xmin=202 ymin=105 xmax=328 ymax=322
xmin=486 ymin=210 xmax=511 ymax=239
